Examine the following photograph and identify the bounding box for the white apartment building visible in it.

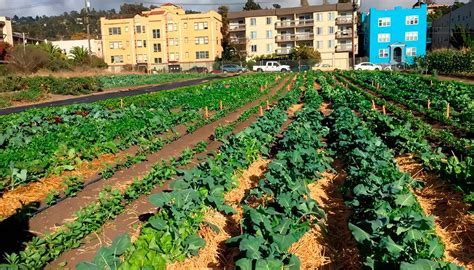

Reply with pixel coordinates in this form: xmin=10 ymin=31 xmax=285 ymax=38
xmin=52 ymin=39 xmax=104 ymax=58
xmin=228 ymin=3 xmax=358 ymax=70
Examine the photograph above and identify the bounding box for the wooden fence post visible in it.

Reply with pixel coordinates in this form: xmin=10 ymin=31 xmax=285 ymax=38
xmin=219 ymin=100 xmax=223 ymax=110
xmin=205 ymin=106 xmax=209 ymax=119
xmin=259 ymin=106 xmax=264 ymax=116
xmin=446 ymin=103 xmax=450 ymax=119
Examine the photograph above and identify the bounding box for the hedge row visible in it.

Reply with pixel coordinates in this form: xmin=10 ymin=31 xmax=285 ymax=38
xmin=415 ymin=49 xmax=474 ymax=74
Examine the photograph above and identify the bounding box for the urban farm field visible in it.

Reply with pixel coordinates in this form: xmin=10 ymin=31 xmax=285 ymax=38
xmin=0 ymin=71 xmax=472 ymax=270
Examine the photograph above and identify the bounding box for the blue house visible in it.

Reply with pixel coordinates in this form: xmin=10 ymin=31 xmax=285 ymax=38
xmin=362 ymin=4 xmax=427 ymax=65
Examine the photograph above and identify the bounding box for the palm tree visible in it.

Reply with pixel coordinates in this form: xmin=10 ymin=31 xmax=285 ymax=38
xmin=38 ymin=42 xmax=65 ymax=60
xmin=69 ymin=46 xmax=90 ymax=65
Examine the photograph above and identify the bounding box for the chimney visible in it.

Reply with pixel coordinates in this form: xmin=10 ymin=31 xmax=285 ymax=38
xmin=301 ymin=0 xmax=309 ymax=7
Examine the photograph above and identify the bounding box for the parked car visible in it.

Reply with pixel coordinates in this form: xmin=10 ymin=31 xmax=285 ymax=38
xmin=313 ymin=63 xmax=336 ymax=71
xmin=354 ymin=62 xmax=383 ymax=71
xmin=188 ymin=66 xmax=209 ymax=73
xmin=222 ymin=64 xmax=246 ymax=73
xmin=168 ymin=64 xmax=182 ymax=73
xmin=253 ymin=61 xmax=290 ymax=72
xmin=292 ymin=65 xmax=311 ymax=72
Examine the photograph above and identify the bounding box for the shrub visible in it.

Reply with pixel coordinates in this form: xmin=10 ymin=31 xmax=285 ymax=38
xmin=415 ymin=49 xmax=473 ymax=74
xmin=6 ymin=45 xmax=49 ymax=74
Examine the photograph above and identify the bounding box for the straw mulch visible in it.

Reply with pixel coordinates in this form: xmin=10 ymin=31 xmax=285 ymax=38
xmin=396 ymin=154 xmax=474 ymax=269
xmin=320 ymin=102 xmax=333 ymax=117
xmin=288 ymin=104 xmax=304 ymax=117
xmin=0 ymin=152 xmax=123 ymax=218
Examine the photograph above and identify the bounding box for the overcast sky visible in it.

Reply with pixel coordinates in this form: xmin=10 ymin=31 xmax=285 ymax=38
xmin=0 ymin=0 xmax=469 ymax=17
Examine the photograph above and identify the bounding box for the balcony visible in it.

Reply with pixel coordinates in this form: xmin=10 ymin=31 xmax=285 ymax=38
xmin=276 ymin=33 xmax=314 ymax=42
xmin=335 ymin=44 xmax=358 ymax=52
xmin=296 ymin=19 xmax=314 ymax=27
xmin=336 ymin=16 xmax=355 ymax=25
xmin=275 ymin=21 xmax=296 ymax=29
xmin=276 ymin=48 xmax=293 ymax=54
xmin=336 ymin=31 xmax=353 ymax=39
xmin=229 ymin=24 xmax=246 ymax=32
xmin=230 ymin=36 xmax=246 ymax=44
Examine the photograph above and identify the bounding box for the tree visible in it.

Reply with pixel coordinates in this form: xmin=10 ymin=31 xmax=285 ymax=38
xmin=119 ymin=3 xmax=149 ymax=15
xmin=243 ymin=0 xmax=262 ymax=11
xmin=70 ymin=46 xmax=90 ymax=65
xmin=273 ymin=4 xmax=281 ymax=8
xmin=450 ymin=25 xmax=474 ymax=49
xmin=301 ymin=0 xmax=309 ymax=7
xmin=0 ymin=42 xmax=11 ymax=61
xmin=7 ymin=45 xmax=49 ymax=73
xmin=290 ymin=46 xmax=321 ymax=66
xmin=185 ymin=10 xmax=201 ymax=14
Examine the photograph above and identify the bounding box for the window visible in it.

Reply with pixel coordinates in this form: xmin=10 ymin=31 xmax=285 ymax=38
xmin=169 ymin=38 xmax=178 ymax=46
xmin=152 ymin=29 xmax=161 ymax=38
xmin=154 ymin=57 xmax=162 ymax=64
xmin=111 ymin=55 xmax=123 ymax=63
xmin=168 ymin=23 xmax=177 ymax=31
xmin=406 ymin=15 xmax=419 ymax=25
xmin=109 ymin=41 xmax=122 ymax=49
xmin=379 ymin=48 xmax=388 ymax=58
xmin=135 ymin=25 xmax=145 ymax=33
xmin=108 ymin=27 xmax=121 ymax=35
xmin=143 ymin=40 xmax=146 ymax=48
xmin=266 ymin=17 xmax=272 ymax=25
xmin=266 ymin=43 xmax=273 ymax=53
xmin=195 ymin=36 xmax=209 ymax=44
xmin=184 ymin=22 xmax=187 ymax=29
xmin=406 ymin=47 xmax=417 ymax=56
xmin=266 ymin=30 xmax=272 ymax=39
xmin=328 ymin=12 xmax=335 ymax=21
xmin=316 ymin=40 xmax=323 ymax=49
xmin=125 ymin=26 xmax=129 ymax=32
xmin=196 ymin=51 xmax=209 ymax=59
xmin=328 ymin=40 xmax=335 ymax=48
xmin=153 ymin=43 xmax=161 ymax=52
xmin=169 ymin=52 xmax=179 ymax=61
xmin=251 ymin=45 xmax=257 ymax=52
xmin=378 ymin=33 xmax=390 ymax=42
xmin=137 ymin=40 xmax=143 ymax=48
xmin=405 ymin=31 xmax=418 ymax=41
xmin=251 ymin=31 xmax=257 ymax=39
xmin=316 ymin=27 xmax=323 ymax=35
xmin=328 ymin=26 xmax=335 ymax=34
xmin=315 ymin=13 xmax=323 ymax=22
xmin=378 ymin=17 xmax=391 ymax=27
xmin=137 ymin=54 xmax=148 ymax=63
xmin=250 ymin=18 xmax=256 ymax=26
xmin=194 ymin=22 xmax=208 ymax=30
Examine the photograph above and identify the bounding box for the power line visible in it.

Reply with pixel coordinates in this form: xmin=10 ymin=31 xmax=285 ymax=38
xmin=0 ymin=0 xmax=64 ymax=12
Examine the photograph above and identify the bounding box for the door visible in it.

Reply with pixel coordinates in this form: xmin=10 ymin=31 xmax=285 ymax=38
xmin=393 ymin=47 xmax=402 ymax=63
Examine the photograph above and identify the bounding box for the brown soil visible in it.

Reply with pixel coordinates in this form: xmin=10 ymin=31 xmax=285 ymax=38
xmin=396 ymin=154 xmax=474 ymax=269
xmin=320 ymin=102 xmax=333 ymax=117
xmin=44 ymin=74 xmax=292 ymax=269
xmin=288 ymin=103 xmax=304 ymax=117
xmin=304 ymin=163 xmax=363 ymax=270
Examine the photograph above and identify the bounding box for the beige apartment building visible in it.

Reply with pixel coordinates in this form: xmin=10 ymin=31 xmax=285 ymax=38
xmin=228 ymin=3 xmax=358 ymax=70
xmin=101 ymin=3 xmax=223 ymax=72
xmin=0 ymin=16 xmax=13 ymax=45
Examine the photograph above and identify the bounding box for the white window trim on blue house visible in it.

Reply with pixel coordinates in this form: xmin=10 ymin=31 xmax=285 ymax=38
xmin=379 ymin=48 xmax=389 ymax=58
xmin=405 ymin=31 xmax=418 ymax=41
xmin=378 ymin=17 xmax=391 ymax=27
xmin=406 ymin=47 xmax=417 ymax=56
xmin=406 ymin=15 xmax=419 ymax=25
xmin=378 ymin=33 xmax=390 ymax=42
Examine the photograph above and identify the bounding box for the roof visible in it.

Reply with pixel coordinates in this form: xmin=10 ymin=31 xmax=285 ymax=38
xmin=228 ymin=3 xmax=354 ymax=19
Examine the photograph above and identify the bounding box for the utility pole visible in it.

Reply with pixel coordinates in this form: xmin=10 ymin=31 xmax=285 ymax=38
xmin=351 ymin=0 xmax=359 ymax=69
xmin=22 ymin=32 xmax=26 ymax=54
xmin=85 ymin=0 xmax=92 ymax=53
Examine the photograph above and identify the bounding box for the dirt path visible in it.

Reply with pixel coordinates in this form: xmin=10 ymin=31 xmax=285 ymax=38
xmin=338 ymin=75 xmax=472 ymax=138
xmin=396 ymin=155 xmax=474 ymax=269
xmin=44 ymin=75 xmax=294 ymax=269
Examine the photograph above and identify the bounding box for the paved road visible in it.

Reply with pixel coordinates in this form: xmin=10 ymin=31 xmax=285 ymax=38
xmin=0 ymin=76 xmax=223 ymax=116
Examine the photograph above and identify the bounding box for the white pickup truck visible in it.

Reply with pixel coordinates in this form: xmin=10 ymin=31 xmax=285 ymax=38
xmin=253 ymin=61 xmax=290 ymax=72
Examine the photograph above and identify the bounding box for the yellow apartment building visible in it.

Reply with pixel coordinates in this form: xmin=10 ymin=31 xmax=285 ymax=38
xmin=101 ymin=3 xmax=223 ymax=72
xmin=0 ymin=16 xmax=13 ymax=45
xmin=228 ymin=3 xmax=358 ymax=70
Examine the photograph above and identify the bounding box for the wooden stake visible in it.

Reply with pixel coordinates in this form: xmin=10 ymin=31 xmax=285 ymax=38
xmin=219 ymin=100 xmax=223 ymax=110
xmin=372 ymin=99 xmax=376 ymax=110
xmin=427 ymin=98 xmax=431 ymax=110
xmin=205 ymin=106 xmax=209 ymax=119
xmin=377 ymin=83 xmax=380 ymax=90
xmin=382 ymin=105 xmax=386 ymax=115
xmin=260 ymin=85 xmax=264 ymax=91
xmin=266 ymin=100 xmax=270 ymax=110
xmin=446 ymin=103 xmax=450 ymax=119
xmin=259 ymin=106 xmax=264 ymax=116
xmin=430 ymin=80 xmax=433 ymax=86
xmin=287 ymin=84 xmax=291 ymax=91
xmin=120 ymin=98 xmax=123 ymax=108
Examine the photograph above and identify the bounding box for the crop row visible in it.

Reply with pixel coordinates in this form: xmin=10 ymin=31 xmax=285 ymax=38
xmin=325 ymin=103 xmax=461 ymax=268
xmin=77 ymin=74 xmax=306 ymax=269
xmin=317 ymin=72 xmax=473 ymax=206
xmin=0 ymin=73 xmax=281 ymax=192
xmin=228 ymin=73 xmax=333 ymax=269
xmin=343 ymin=71 xmax=474 ymax=131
